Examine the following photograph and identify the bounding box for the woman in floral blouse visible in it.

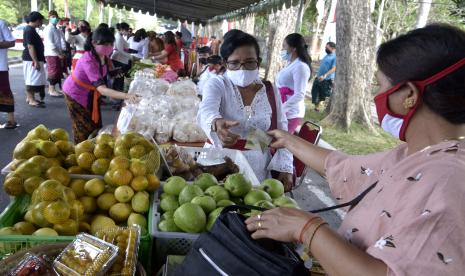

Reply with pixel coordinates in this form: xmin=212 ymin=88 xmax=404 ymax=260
xmin=245 ymin=24 xmax=465 ymax=275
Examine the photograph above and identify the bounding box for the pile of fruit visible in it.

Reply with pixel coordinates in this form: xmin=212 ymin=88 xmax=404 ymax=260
xmin=1 ymin=125 xmax=161 ymax=237
xmin=158 ymin=173 xmax=299 ymax=233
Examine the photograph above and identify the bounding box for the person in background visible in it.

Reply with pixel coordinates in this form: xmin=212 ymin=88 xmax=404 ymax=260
xmin=147 ymin=31 xmax=164 ymax=56
xmin=59 ymin=17 xmax=72 ymax=73
xmin=22 ymin=11 xmax=47 ymax=108
xmin=197 ymin=29 xmax=293 ymax=188
xmin=197 ymin=55 xmax=224 ymax=96
xmin=128 ymin=29 xmax=148 ymax=59
xmin=191 ymin=46 xmax=211 ymax=80
xmin=44 ymin=10 xmax=66 ymax=97
xmin=209 ymin=35 xmax=221 ymax=55
xmin=63 ymin=26 xmax=139 ymax=143
xmin=311 ymin=41 xmax=336 ymax=112
xmin=246 ymin=24 xmax=465 ymax=276
xmin=0 ymin=19 xmax=17 ymax=129
xmin=175 ymin=31 xmax=183 ymax=55
xmin=191 ymin=36 xmax=197 ymax=50
xmin=66 ymin=20 xmax=91 ymax=70
xmin=126 ymin=28 xmax=134 ymax=40
xmin=111 ymin=22 xmax=133 ymax=110
xmin=152 ymin=31 xmax=184 ymax=73
xmin=275 ymin=33 xmax=312 ymax=133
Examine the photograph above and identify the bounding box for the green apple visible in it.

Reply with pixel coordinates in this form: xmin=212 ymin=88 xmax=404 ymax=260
xmin=206 ymin=207 xmax=224 ymax=231
xmin=254 ymin=200 xmax=275 ymax=209
xmin=159 ymin=218 xmax=181 ymax=232
xmin=224 ymin=173 xmax=252 ymax=197
xmin=160 ymin=195 xmax=180 ymax=212
xmin=178 ymin=185 xmax=204 ymax=205
xmin=217 ymin=199 xmax=235 ymax=207
xmin=161 ymin=211 xmax=175 ymax=221
xmin=191 ymin=195 xmax=217 ymax=214
xmin=244 ymin=189 xmax=272 ymax=205
xmin=273 ymin=196 xmax=299 ymax=208
xmin=163 ymin=176 xmax=187 ymax=196
xmin=259 ymin=178 xmax=284 ymax=198
xmin=205 ymin=186 xmax=230 ymax=202
xmin=174 ymin=203 xmax=206 ymax=233
xmin=193 ymin=173 xmax=218 ymax=191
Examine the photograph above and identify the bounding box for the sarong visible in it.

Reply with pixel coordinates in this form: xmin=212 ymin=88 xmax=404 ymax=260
xmin=64 ymin=94 xmax=102 ymax=144
xmin=45 ymin=56 xmax=63 ymax=85
xmin=0 ymin=71 xmax=14 ymax=113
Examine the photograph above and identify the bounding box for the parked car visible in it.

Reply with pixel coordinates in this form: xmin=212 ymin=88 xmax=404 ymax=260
xmin=11 ymin=23 xmax=44 ymax=51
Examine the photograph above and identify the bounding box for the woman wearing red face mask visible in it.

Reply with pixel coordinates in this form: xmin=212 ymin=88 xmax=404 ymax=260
xmin=245 ymin=24 xmax=465 ymax=276
xmin=63 ymin=26 xmax=139 ymax=143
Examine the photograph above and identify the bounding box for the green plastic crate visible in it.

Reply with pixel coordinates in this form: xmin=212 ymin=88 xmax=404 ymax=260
xmin=0 ymin=194 xmax=153 ymax=273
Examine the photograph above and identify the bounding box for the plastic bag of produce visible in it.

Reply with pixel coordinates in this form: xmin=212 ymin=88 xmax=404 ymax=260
xmin=117 ymin=105 xmax=137 ymax=134
xmin=154 ymin=117 xmax=174 ymax=144
xmin=166 ymin=80 xmax=198 ymax=96
xmin=172 ymin=121 xmax=207 ymax=143
xmin=9 ymin=253 xmax=55 ymax=276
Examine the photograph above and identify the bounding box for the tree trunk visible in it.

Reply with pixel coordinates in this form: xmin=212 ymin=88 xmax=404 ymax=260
xmin=322 ymin=0 xmax=376 ymax=132
xmin=375 ymin=0 xmax=386 ymax=46
xmin=310 ymin=0 xmax=330 ymax=61
xmin=264 ymin=4 xmax=299 ymax=82
xmin=415 ymin=0 xmax=432 ymax=28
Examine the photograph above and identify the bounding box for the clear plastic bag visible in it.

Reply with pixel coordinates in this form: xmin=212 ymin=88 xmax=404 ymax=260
xmin=172 ymin=121 xmax=207 ymax=143
xmin=95 ymin=225 xmax=141 ymax=276
xmin=166 ymin=80 xmax=198 ymax=96
xmin=53 ymin=233 xmax=119 ymax=276
xmin=9 ymin=253 xmax=55 ymax=276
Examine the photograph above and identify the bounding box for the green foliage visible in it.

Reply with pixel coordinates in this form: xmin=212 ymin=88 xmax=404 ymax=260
xmin=300 ymin=0 xmax=318 ymax=36
xmin=0 ymin=2 xmax=19 ymax=24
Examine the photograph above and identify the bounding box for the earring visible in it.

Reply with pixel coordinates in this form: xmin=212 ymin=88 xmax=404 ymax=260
xmin=403 ymin=97 xmax=415 ymax=109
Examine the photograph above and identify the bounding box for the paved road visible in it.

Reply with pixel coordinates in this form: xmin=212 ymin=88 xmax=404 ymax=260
xmin=0 ymin=64 xmax=342 ymax=228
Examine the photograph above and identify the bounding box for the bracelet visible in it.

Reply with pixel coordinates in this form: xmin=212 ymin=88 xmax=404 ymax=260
xmin=299 ymin=217 xmax=320 ymax=244
xmin=305 ymin=221 xmax=328 ymax=251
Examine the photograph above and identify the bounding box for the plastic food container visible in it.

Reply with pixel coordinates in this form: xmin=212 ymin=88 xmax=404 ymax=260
xmin=53 ymin=233 xmax=119 ymax=276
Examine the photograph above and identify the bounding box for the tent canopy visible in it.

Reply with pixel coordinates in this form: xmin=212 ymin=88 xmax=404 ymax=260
xmin=105 ymin=0 xmax=262 ymax=24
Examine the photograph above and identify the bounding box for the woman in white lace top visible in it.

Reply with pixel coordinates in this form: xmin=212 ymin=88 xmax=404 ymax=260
xmin=197 ymin=30 xmax=294 ymax=189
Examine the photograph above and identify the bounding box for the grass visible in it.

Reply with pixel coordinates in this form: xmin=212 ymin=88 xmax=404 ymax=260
xmin=7 ymin=50 xmax=22 ymax=59
xmin=304 ymin=100 xmax=401 ymax=155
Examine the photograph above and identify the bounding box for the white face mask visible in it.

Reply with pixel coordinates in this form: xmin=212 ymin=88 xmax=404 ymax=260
xmin=227 ymin=69 xmax=259 ymax=87
xmin=280 ymin=50 xmax=290 ymax=61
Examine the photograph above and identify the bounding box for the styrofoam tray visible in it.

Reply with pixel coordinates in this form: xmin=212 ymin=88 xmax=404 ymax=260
xmin=1 ymin=161 xmax=104 ymax=180
xmin=178 ymin=146 xmax=260 ymax=187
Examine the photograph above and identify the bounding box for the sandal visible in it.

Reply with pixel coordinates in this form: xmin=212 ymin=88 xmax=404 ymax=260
xmin=49 ymin=91 xmax=63 ymax=97
xmin=27 ymin=100 xmax=45 ymax=108
xmin=4 ymin=121 xmax=17 ymax=129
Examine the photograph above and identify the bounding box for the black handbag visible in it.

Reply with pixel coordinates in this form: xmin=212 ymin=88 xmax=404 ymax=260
xmin=175 ymin=205 xmax=309 ymax=276
xmin=176 ymin=181 xmax=379 ymax=276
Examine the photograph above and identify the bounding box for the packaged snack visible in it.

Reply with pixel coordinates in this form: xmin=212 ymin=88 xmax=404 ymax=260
xmin=95 ymin=225 xmax=141 ymax=276
xmin=54 ymin=233 xmax=118 ymax=276
xmin=9 ymin=253 xmax=55 ymax=276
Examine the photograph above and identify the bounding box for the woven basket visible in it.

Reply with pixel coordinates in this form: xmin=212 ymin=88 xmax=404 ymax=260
xmin=0 ymin=242 xmax=147 ymax=275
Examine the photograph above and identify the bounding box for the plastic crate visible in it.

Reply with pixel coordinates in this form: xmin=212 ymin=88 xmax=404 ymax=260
xmin=0 ymin=194 xmax=153 ymax=273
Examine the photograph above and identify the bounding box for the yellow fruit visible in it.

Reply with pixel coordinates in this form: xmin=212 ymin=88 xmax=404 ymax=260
xmin=69 ymin=200 xmax=85 ymax=220
xmin=55 ymin=140 xmax=75 ymax=155
xmin=61 ymin=187 xmax=77 ymax=202
xmin=80 ymin=196 xmax=97 ymax=213
xmin=91 ymin=158 xmax=110 ymax=175
xmin=43 ymin=201 xmax=71 ymax=224
xmin=143 ymin=150 xmax=161 ymax=174
xmin=37 ymin=140 xmax=59 ymax=158
xmin=15 ymin=161 xmax=41 ymax=179
xmin=68 ymin=166 xmax=85 ymax=174
xmin=47 ymin=158 xmax=62 ymax=168
xmin=129 ymin=159 xmax=147 ymax=177
xmin=13 ymin=141 xmax=38 ymax=160
xmin=27 ymin=124 xmax=50 ymax=140
xmin=32 ymin=228 xmax=58 ymax=236
xmin=94 ymin=143 xmax=113 ymax=159
xmin=109 ymin=156 xmax=130 ymax=170
xmin=46 ymin=166 xmax=71 ymax=186
xmin=31 ymin=189 xmax=41 ymax=205
xmin=54 ymin=219 xmax=79 ymax=235
xmin=130 ymin=176 xmax=149 ymax=192
xmin=23 ymin=176 xmax=44 ymax=194
xmin=24 ymin=210 xmax=34 ymax=224
xmin=77 ymin=152 xmax=96 ymax=170
xmin=96 ymin=133 xmax=115 ymax=145
xmin=64 ymin=154 xmax=77 ymax=168
xmin=90 ymin=215 xmax=116 ymax=234
xmin=146 ymin=174 xmax=161 ymax=192
xmin=4 ymin=176 xmax=25 ymax=196
xmin=129 ymin=145 xmax=146 ymax=159
xmin=79 ymin=222 xmax=91 ymax=232
xmin=109 ymin=203 xmax=132 ymax=223
xmin=104 ymin=170 xmax=116 ymax=186
xmin=14 ymin=221 xmax=36 ymax=235
xmin=10 ymin=159 xmax=26 ymax=171
xmin=114 ymin=146 xmax=130 ymax=158
xmin=84 ymin=178 xmax=105 ymax=197
xmin=31 ymin=202 xmax=52 ymax=227
xmin=75 ymin=140 xmax=95 ymax=156
xmin=50 ymin=128 xmax=69 ymax=142
xmin=70 ymin=179 xmax=86 ymax=197
xmin=27 ymin=155 xmax=49 ymax=172
xmin=38 ymin=180 xmax=62 ymax=201
xmin=97 ymin=193 xmax=117 ymax=210
xmin=114 ymin=186 xmax=135 ymax=203
xmin=112 ymin=169 xmax=133 ymax=186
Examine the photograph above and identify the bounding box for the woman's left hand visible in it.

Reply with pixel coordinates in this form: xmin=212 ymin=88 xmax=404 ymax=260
xmin=277 ymin=172 xmax=294 ymax=192
xmin=245 ymin=207 xmax=316 ymax=243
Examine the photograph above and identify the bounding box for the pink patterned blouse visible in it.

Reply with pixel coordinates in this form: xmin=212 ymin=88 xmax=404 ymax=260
xmin=325 ymin=140 xmax=465 ymax=275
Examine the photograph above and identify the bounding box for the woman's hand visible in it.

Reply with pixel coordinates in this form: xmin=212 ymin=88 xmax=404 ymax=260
xmin=125 ymin=93 xmax=141 ymax=104
xmin=277 ymin=172 xmax=294 ymax=192
xmin=214 ymin=119 xmax=240 ymax=147
xmin=245 ymin=207 xmax=316 ymax=243
xmin=268 ymin=129 xmax=294 ymax=149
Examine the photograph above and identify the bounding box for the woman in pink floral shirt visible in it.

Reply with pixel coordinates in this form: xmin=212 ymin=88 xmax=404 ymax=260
xmin=245 ymin=24 xmax=465 ymax=275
